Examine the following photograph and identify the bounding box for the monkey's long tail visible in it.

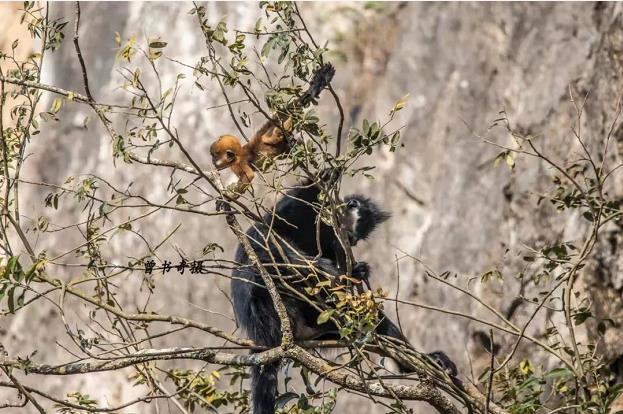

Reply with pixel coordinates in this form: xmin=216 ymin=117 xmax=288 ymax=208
xmin=251 ymin=361 xmax=280 ymax=414
xmin=298 ymin=63 xmax=336 ymax=107
xmin=253 ymin=63 xmax=335 ymax=140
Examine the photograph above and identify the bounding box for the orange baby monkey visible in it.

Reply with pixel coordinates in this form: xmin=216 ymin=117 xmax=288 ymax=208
xmin=210 ymin=118 xmax=292 ymax=184
xmin=210 ymin=63 xmax=335 ymax=185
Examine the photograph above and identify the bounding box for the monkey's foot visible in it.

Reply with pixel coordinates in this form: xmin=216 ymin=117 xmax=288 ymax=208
xmin=427 ymin=351 xmax=458 ymax=377
xmin=215 ymin=199 xmax=230 ymax=212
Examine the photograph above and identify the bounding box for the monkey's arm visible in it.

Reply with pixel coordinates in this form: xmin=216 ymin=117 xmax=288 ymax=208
xmin=278 ymin=165 xmax=343 ymax=211
xmin=273 ymin=179 xmax=322 ymax=224
xmin=226 ymin=161 xmax=254 ymax=188
xmin=238 ymin=163 xmax=255 ymax=184
xmin=260 ymin=118 xmax=293 ymax=145
xmin=260 ymin=128 xmax=282 ymax=145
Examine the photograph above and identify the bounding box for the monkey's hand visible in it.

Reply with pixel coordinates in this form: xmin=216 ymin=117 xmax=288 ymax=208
xmin=352 ymin=261 xmax=372 ymax=290
xmin=318 ymin=166 xmax=344 ymax=186
xmin=426 ymin=351 xmax=458 ymax=377
xmin=352 ymin=261 xmax=370 ymax=280
xmin=215 ymin=199 xmax=229 ymax=212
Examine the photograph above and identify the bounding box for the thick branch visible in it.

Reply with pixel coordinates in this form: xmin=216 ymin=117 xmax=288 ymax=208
xmin=287 ymin=345 xmax=462 ymax=414
xmin=0 ymin=345 xmax=469 ymax=413
xmin=0 ymin=346 xmax=283 ymax=375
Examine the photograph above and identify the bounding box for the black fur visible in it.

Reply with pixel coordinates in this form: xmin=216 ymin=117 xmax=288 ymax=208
xmin=343 ymin=195 xmax=391 ymax=244
xmin=428 ymin=351 xmax=458 ymax=377
xmin=299 ymin=63 xmax=336 ymax=107
xmin=231 ymin=179 xmax=456 ymax=414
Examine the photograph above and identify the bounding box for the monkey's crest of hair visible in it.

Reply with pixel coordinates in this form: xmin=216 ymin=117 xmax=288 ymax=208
xmin=213 ymin=134 xmax=242 ymax=151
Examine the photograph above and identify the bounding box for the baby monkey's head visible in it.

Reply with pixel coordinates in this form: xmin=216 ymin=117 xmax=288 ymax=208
xmin=210 ymin=135 xmax=243 ymax=170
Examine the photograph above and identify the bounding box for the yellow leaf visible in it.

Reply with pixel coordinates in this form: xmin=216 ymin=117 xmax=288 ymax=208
xmin=390 ymin=94 xmax=410 ymax=117
xmin=50 ymin=98 xmax=63 ymax=114
xmin=506 ymin=152 xmax=515 ymax=169
xmin=317 ymin=309 xmax=334 ymax=324
xmin=519 ymin=360 xmax=533 ymax=375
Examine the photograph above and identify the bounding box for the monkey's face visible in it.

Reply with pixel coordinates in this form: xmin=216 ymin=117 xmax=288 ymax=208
xmin=210 ymin=135 xmax=242 ymax=170
xmin=211 ymin=149 xmax=237 ymax=169
xmin=342 ymin=196 xmax=391 ymax=245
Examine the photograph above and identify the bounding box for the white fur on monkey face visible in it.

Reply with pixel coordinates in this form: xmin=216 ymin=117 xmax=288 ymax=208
xmin=343 ymin=199 xmax=361 ymax=245
xmin=347 ymin=207 xmax=360 ymax=234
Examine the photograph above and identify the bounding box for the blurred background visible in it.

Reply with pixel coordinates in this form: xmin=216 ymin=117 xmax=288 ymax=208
xmin=1 ymin=2 xmax=623 ymax=412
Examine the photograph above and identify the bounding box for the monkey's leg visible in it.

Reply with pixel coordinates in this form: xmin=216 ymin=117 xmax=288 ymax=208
xmin=261 ymin=119 xmax=292 ymax=145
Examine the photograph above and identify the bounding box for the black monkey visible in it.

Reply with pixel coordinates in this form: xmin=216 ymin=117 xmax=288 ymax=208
xmin=231 ymin=178 xmax=456 ymax=414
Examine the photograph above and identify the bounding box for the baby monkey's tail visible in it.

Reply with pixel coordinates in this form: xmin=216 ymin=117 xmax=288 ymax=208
xmin=299 ymin=63 xmax=336 ymax=107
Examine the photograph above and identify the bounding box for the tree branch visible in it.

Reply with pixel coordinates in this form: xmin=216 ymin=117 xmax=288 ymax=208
xmin=73 ymin=1 xmax=94 ymax=102
xmin=0 ymin=344 xmax=474 ymax=414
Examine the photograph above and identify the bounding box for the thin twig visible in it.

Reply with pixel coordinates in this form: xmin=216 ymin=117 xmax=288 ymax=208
xmin=73 ymin=1 xmax=94 ymax=101
xmin=328 ymin=84 xmax=345 ymax=157
xmin=485 ymin=329 xmax=495 ymax=414
xmin=1 ymin=367 xmax=46 ymax=413
xmin=0 ymin=75 xmax=90 ymax=102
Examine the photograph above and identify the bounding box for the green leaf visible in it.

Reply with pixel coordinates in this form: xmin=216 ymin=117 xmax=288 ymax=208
xmin=148 ymin=50 xmax=163 ymax=61
xmin=24 ymin=264 xmax=38 ymax=284
xmin=573 ymin=311 xmax=591 ymax=325
xmin=148 ymin=41 xmax=167 ymax=48
xmin=7 ymin=287 xmax=15 ymax=313
xmin=5 ymin=256 xmax=20 ymax=279
xmin=99 ymin=202 xmax=111 ymax=217
xmin=315 ymin=280 xmax=332 ymax=288
xmin=261 ymin=37 xmax=275 ymax=57
xmin=583 ymin=211 xmax=594 ymax=222
xmin=544 ymin=367 xmax=572 ymax=379
xmin=254 ymin=17 xmax=263 ymax=34
xmin=316 ymin=309 xmax=334 ymax=325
